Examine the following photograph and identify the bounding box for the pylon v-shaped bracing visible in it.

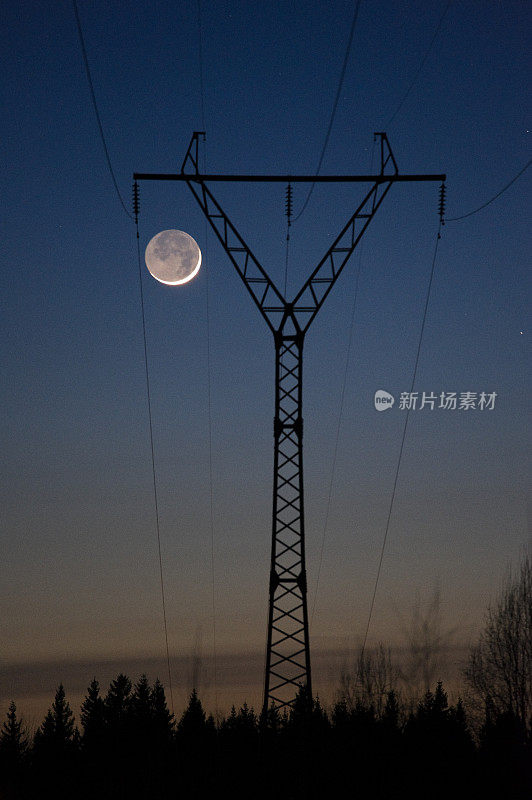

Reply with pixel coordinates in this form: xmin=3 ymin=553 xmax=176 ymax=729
xmin=134 ymin=132 xmax=445 ymax=716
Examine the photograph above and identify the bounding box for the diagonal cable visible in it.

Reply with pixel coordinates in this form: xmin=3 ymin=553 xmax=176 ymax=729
xmin=293 ymin=0 xmax=362 ymax=222
xmin=72 ymin=0 xmax=133 ymax=220
xmin=310 ymin=252 xmax=362 ymax=627
xmin=134 ymin=209 xmax=174 ymax=714
xmin=447 ymin=159 xmax=531 ymax=221
xmin=196 ymin=0 xmax=218 ymax=713
xmin=386 ymin=0 xmax=452 ymax=127
xmin=360 ymin=216 xmax=444 ymax=658
xmin=310 ymin=143 xmax=375 ymax=627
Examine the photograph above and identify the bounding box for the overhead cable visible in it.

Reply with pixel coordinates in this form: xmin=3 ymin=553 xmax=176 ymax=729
xmin=196 ymin=0 xmax=218 ymax=711
xmin=447 ymin=158 xmax=531 ymax=221
xmin=197 ymin=0 xmax=206 ymax=131
xmin=310 ymin=142 xmax=375 ymax=628
xmin=293 ymin=0 xmax=362 ymax=222
xmin=361 ymin=213 xmax=444 ymax=658
xmin=386 ymin=0 xmax=452 ymax=127
xmin=72 ymin=0 xmax=133 ymax=220
xmin=133 ymin=186 xmax=175 ymax=713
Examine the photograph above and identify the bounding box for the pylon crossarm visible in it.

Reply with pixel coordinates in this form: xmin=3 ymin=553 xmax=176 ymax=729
xmin=292 ymin=177 xmax=394 ymax=332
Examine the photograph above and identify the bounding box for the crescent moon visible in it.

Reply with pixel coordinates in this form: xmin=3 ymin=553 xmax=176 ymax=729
xmin=145 ymin=230 xmax=202 ymax=286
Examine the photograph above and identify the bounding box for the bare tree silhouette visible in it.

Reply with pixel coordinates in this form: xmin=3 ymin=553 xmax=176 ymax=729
xmin=338 ymin=643 xmax=399 ymax=715
xmin=399 ymin=585 xmax=456 ymax=696
xmin=465 ymin=552 xmax=532 ymax=730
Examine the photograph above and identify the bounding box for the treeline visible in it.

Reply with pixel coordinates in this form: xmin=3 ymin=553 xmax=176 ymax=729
xmin=1 ymin=675 xmax=530 ymax=799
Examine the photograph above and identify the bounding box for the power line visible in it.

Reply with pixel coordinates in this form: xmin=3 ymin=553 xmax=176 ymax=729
xmin=293 ymin=0 xmax=362 ymax=222
xmin=311 ymin=246 xmax=363 ymax=627
xmin=386 ymin=0 xmax=452 ymax=128
xmin=361 ymin=215 xmax=444 ymax=657
xmin=197 ymin=0 xmax=206 ymax=130
xmin=196 ymin=0 xmax=218 ymax=712
xmin=133 ymin=189 xmax=174 ymax=713
xmin=310 ymin=142 xmax=375 ymax=627
xmin=447 ymin=158 xmax=531 ymax=221
xmin=205 ymin=222 xmax=218 ymax=712
xmin=72 ymin=0 xmax=133 ymax=220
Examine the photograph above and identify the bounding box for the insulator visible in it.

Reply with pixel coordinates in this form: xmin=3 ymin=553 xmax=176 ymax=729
xmin=133 ymin=181 xmax=140 ymax=219
xmin=285 ymin=183 xmax=293 ymax=221
xmin=438 ymin=182 xmax=446 ymax=224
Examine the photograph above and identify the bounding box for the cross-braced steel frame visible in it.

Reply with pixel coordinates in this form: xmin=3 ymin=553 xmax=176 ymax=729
xmin=134 ymin=133 xmax=445 ymax=715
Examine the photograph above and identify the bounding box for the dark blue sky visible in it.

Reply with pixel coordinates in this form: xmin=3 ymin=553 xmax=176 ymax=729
xmin=1 ymin=0 xmax=530 ymax=718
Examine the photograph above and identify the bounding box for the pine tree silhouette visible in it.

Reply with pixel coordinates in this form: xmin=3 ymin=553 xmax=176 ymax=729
xmin=177 ymin=688 xmax=206 ymax=738
xmin=101 ymin=673 xmax=134 ymax=796
xmin=177 ymin=689 xmax=216 ymax=796
xmin=104 ymin=673 xmax=132 ymax=728
xmin=80 ymin=678 xmax=105 ymax=749
xmin=32 ymin=684 xmax=78 ymax=799
xmin=34 ymin=684 xmax=76 ymax=755
xmin=0 ymin=701 xmax=28 ymax=766
xmin=381 ymin=689 xmax=401 ymax=730
xmin=131 ymin=673 xmax=152 ymax=734
xmin=151 ymin=678 xmax=175 ymax=742
xmin=0 ymin=701 xmax=29 ymax=798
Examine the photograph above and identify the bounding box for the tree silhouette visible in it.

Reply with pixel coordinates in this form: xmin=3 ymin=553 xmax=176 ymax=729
xmin=403 ymin=682 xmax=476 ymax=799
xmin=381 ymin=688 xmax=401 ymax=730
xmin=80 ymin=678 xmax=105 ymax=750
xmin=177 ymin=688 xmax=206 ymax=738
xmin=150 ymin=677 xmax=174 ymax=742
xmin=32 ymin=684 xmax=78 ymax=798
xmin=78 ymin=679 xmax=106 ymax=800
xmin=176 ymin=689 xmax=216 ymax=796
xmin=104 ymin=673 xmax=132 ymax=728
xmin=478 ymin=698 xmax=532 ymax=799
xmin=465 ymin=552 xmax=532 ymax=733
xmin=6 ymin=657 xmax=531 ymax=799
xmin=131 ymin=673 xmax=152 ymax=734
xmin=0 ymin=701 xmax=29 ymax=798
xmin=0 ymin=701 xmax=28 ymax=767
xmin=400 ymin=587 xmax=456 ymax=696
xmin=34 ymin=684 xmax=76 ymax=755
xmin=100 ymin=673 xmax=134 ymax=797
xmin=338 ymin=643 xmax=399 ymax=715
xmin=259 ymin=701 xmax=282 ymax=733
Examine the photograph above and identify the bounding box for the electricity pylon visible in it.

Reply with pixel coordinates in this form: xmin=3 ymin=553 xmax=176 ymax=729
xmin=134 ymin=132 xmax=445 ymax=714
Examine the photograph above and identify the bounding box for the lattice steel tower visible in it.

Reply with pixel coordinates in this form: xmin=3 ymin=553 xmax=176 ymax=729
xmin=134 ymin=132 xmax=445 ymax=715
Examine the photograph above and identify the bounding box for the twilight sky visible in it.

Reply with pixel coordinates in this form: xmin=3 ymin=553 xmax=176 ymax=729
xmin=1 ymin=0 xmax=530 ymax=721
